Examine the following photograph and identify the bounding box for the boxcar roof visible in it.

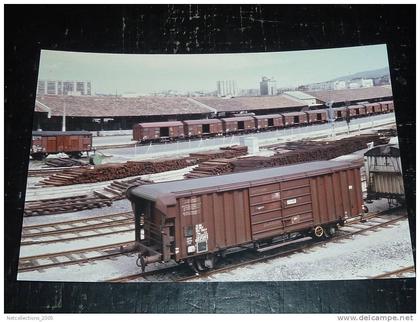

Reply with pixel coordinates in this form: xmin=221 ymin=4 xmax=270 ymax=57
xmin=305 ymin=109 xmax=328 ymax=114
xmin=281 ymin=111 xmax=306 ymax=116
xmin=137 ymin=121 xmax=184 ymax=127
xmin=253 ymin=114 xmax=282 ymax=119
xmin=128 ymin=160 xmax=358 ymax=202
xmin=221 ymin=116 xmax=255 ymax=122
xmin=32 ymin=131 xmax=92 ymax=136
xmin=182 ymin=119 xmax=222 ymax=125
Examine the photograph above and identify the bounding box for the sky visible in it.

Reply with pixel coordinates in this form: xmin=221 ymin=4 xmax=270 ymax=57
xmin=38 ymin=44 xmax=389 ymax=95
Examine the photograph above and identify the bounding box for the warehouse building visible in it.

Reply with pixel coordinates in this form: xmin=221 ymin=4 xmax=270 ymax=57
xmin=305 ymin=86 xmax=393 ymax=107
xmin=194 ymin=95 xmax=307 ymax=116
xmin=33 ymin=86 xmax=393 ymax=131
xmin=34 ymin=95 xmax=214 ymax=131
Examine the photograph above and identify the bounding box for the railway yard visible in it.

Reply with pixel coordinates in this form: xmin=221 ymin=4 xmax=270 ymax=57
xmin=18 ymin=112 xmax=415 ymax=283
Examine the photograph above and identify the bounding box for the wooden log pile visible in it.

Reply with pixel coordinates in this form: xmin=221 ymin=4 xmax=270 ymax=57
xmin=185 ymin=158 xmax=234 ymax=178
xmin=26 ymin=178 xmax=152 ymax=216
xmin=189 ymin=145 xmax=247 ymax=162
xmin=38 ymin=146 xmax=248 ymax=186
xmin=24 ymin=194 xmax=112 ymax=216
xmin=43 ymin=158 xmax=86 ymax=168
xmin=232 ymin=134 xmax=389 ymax=172
xmin=39 ymin=157 xmax=194 ymax=187
xmin=94 ymin=177 xmax=152 ymax=200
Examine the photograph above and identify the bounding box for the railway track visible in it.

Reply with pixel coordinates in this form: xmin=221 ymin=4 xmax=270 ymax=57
xmin=21 ymin=212 xmax=134 ymax=246
xmin=371 ymin=266 xmax=415 ymax=279
xmin=106 ymin=210 xmax=408 ymax=282
xmin=17 ymin=209 xmax=407 ymax=278
xmin=18 ymin=241 xmax=136 ymax=272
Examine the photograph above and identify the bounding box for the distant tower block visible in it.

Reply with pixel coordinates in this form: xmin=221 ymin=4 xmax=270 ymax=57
xmin=217 ymin=80 xmax=237 ymax=97
xmin=260 ymin=76 xmax=277 ymax=96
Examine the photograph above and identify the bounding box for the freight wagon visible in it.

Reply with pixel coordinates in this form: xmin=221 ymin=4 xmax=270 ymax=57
xmin=253 ymin=114 xmax=284 ymax=130
xmin=183 ymin=119 xmax=223 ymax=138
xmin=221 ymin=116 xmax=256 ymax=134
xmin=282 ymin=112 xmax=308 ymax=127
xmin=379 ymin=100 xmax=394 ymax=113
xmin=305 ymin=110 xmax=328 ymax=124
xmin=333 ymin=107 xmax=348 ymax=120
xmin=364 ymin=143 xmax=405 ymax=205
xmin=133 ymin=121 xmax=185 ymax=143
xmin=364 ymin=102 xmax=382 ymax=114
xmin=31 ymin=131 xmax=92 ymax=160
xmin=127 ymin=160 xmax=364 ymax=272
xmin=347 ymin=105 xmax=366 ymax=118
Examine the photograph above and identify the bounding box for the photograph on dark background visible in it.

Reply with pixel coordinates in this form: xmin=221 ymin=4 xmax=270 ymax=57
xmin=17 ymin=45 xmax=414 ymax=283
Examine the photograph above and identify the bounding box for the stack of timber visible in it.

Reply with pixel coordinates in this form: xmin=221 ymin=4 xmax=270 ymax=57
xmin=185 ymin=159 xmax=234 ymax=178
xmin=232 ymin=134 xmax=389 ymax=172
xmin=189 ymin=145 xmax=247 ymax=162
xmin=43 ymin=158 xmax=86 ymax=168
xmin=94 ymin=177 xmax=152 ymax=200
xmin=39 ymin=157 xmax=194 ymax=187
xmin=24 ymin=195 xmax=112 ymax=216
xmin=38 ymin=146 xmax=247 ymax=187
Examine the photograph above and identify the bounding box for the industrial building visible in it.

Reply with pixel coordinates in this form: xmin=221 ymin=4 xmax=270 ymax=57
xmin=260 ymin=77 xmax=277 ymax=95
xmin=305 ymin=86 xmax=393 ymax=107
xmin=32 ymin=86 xmax=393 ymax=131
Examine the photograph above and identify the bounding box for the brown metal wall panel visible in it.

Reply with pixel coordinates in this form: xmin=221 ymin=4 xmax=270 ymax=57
xmin=310 ymin=168 xmax=363 ymax=226
xmin=212 ymin=193 xmax=226 ymax=249
xmin=52 ymin=137 xmax=60 ymax=152
xmin=332 ymin=172 xmax=344 ymax=217
xmin=250 ymin=191 xmax=281 ymax=205
xmin=250 ymin=200 xmax=282 ymax=214
xmin=177 ymin=189 xmax=252 ymax=259
xmin=250 ymin=210 xmax=282 ymax=224
xmin=249 ymin=183 xmax=280 ymax=196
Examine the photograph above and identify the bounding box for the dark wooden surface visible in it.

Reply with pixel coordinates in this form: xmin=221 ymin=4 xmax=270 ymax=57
xmin=5 ymin=4 xmax=415 ymax=313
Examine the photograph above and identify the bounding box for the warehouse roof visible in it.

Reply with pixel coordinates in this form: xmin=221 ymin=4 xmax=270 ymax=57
xmin=283 ymin=91 xmax=317 ymax=100
xmin=128 ymin=160 xmax=358 ymax=202
xmin=35 ymin=95 xmax=214 ymax=117
xmin=193 ymin=95 xmax=307 ymax=112
xmin=183 ymin=119 xmax=222 ymax=125
xmin=305 ymin=86 xmax=393 ymax=104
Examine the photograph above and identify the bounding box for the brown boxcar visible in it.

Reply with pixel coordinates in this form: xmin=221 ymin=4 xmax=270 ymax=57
xmin=133 ymin=121 xmax=184 ymax=142
xmin=347 ymin=105 xmax=366 ymax=118
xmin=364 ymin=103 xmax=381 ymax=114
xmin=31 ymin=131 xmax=92 ymax=160
xmin=388 ymin=100 xmax=395 ymax=112
xmin=333 ymin=107 xmax=348 ymax=119
xmin=253 ymin=114 xmax=284 ymax=130
xmin=127 ymin=160 xmax=364 ymax=270
xmin=221 ymin=116 xmax=256 ymax=133
xmin=182 ymin=119 xmax=223 ymax=137
xmin=379 ymin=100 xmax=394 ymax=113
xmin=305 ymin=109 xmax=328 ymax=124
xmin=281 ymin=112 xmax=308 ymax=126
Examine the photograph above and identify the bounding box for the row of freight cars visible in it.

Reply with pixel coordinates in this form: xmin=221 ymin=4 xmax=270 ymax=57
xmin=133 ymin=101 xmax=394 ymax=143
xmin=30 ymin=100 xmax=394 ymax=160
xmin=127 ymin=140 xmax=405 ymax=273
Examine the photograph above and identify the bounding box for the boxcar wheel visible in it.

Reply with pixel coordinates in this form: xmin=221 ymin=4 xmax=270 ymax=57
xmin=68 ymin=152 xmax=82 ymax=159
xmin=311 ymin=226 xmax=325 ymax=240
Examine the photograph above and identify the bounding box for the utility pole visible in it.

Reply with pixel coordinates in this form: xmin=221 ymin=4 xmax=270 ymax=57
xmin=62 ymin=99 xmax=66 ymax=132
xmin=327 ymin=101 xmax=335 ymax=139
